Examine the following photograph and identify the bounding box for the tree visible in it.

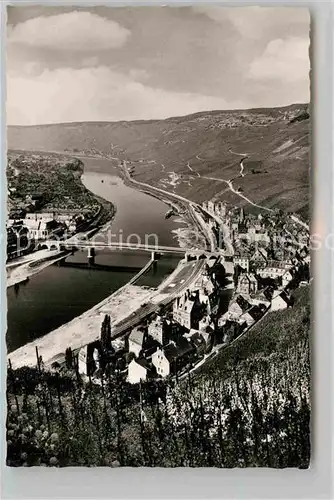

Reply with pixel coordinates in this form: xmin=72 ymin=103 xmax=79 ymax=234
xmin=100 ymin=315 xmax=111 ymax=353
xmin=65 ymin=347 xmax=73 ymax=369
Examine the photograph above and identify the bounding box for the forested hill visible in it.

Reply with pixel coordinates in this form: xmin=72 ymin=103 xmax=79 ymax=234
xmin=8 ymin=103 xmax=310 ymax=217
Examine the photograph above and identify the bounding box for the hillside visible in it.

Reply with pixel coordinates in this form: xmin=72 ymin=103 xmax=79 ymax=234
xmin=6 ymin=286 xmax=310 ymax=468
xmin=8 ymin=104 xmax=310 ymax=218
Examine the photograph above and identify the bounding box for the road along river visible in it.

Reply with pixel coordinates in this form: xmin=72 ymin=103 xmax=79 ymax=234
xmin=7 ymin=156 xmax=184 ymax=354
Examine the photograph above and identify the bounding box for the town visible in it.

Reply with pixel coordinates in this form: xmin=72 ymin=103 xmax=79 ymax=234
xmin=6 ymin=208 xmax=101 ymax=259
xmin=5 ymin=4 xmax=313 ymax=474
xmin=55 ymin=200 xmax=310 ymax=385
xmin=6 ymin=152 xmax=109 ymax=261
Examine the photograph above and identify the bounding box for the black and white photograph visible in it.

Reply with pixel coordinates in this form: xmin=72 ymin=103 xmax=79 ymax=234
xmin=5 ymin=5 xmax=311 ymax=468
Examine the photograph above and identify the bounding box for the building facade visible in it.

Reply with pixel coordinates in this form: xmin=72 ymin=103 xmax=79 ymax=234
xmin=237 ymin=273 xmax=258 ymax=295
xmin=127 ymin=358 xmax=149 ymax=384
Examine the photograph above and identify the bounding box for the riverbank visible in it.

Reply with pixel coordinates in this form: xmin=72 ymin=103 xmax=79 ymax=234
xmin=7 ymin=250 xmax=72 ymax=288
xmin=7 ymin=150 xmax=116 ymax=231
xmin=6 ymin=151 xmax=117 ymax=286
xmin=7 ymin=153 xmax=188 ymax=364
xmin=7 ymin=283 xmax=153 ymax=369
xmin=7 ymin=254 xmax=191 ymax=368
xmin=117 ymin=160 xmax=209 ymax=250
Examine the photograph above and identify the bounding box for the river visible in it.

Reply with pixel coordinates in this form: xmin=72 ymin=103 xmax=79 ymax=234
xmin=6 ymin=156 xmax=183 ymax=353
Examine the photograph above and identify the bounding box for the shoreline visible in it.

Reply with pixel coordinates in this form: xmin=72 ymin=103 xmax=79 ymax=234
xmin=6 ymin=153 xmax=117 ymax=287
xmin=75 ymin=157 xmax=117 ymax=230
xmin=7 ymin=149 xmax=117 ymax=234
xmin=116 ymin=161 xmax=209 ymax=250
xmin=6 ymin=151 xmax=212 ymax=367
xmin=7 ymin=283 xmax=153 ymax=368
xmin=7 ymin=256 xmax=189 ymax=368
xmin=6 ymin=152 xmax=189 ymax=366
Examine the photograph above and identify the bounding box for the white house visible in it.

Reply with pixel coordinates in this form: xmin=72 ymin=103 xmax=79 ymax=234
xmin=127 ymin=358 xmax=149 ymax=384
xmin=254 ymin=232 xmax=270 ymax=245
xmin=304 ymin=255 xmax=311 ymax=264
xmin=152 ymin=347 xmax=171 ymax=378
xmin=257 ymin=261 xmax=293 ymax=280
xmin=173 ymin=293 xmax=199 ymax=330
xmin=152 ymin=339 xmax=193 ymax=378
xmin=233 ymin=255 xmax=249 ymax=272
xmin=78 ymin=346 xmax=89 ymax=375
xmin=198 ymin=314 xmax=212 ymax=333
xmin=218 ymin=295 xmax=250 ymax=327
xmin=239 ymin=311 xmax=256 ymax=327
xmin=25 ymin=212 xmax=55 ymax=222
xmin=23 ymin=218 xmax=55 ymax=240
xmin=271 ymin=291 xmax=291 ymax=311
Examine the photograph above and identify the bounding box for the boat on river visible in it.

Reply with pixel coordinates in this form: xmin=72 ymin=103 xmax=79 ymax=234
xmin=165 ymin=209 xmax=177 ymax=219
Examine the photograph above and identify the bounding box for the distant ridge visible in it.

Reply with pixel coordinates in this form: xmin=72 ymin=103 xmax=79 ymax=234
xmin=8 ymin=104 xmax=310 ymax=218
xmin=8 ymin=102 xmax=309 ymax=128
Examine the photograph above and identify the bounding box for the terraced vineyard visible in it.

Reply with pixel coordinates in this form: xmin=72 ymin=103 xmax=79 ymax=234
xmin=8 ymin=103 xmax=310 ymax=219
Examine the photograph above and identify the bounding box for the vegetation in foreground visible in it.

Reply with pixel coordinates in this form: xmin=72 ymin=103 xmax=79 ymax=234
xmin=6 ymin=287 xmax=310 ymax=468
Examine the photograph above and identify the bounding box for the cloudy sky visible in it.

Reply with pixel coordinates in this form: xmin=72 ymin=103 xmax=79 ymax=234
xmin=7 ymin=6 xmax=310 ymax=125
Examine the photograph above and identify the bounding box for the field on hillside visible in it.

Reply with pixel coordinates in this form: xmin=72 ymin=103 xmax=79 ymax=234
xmin=8 ymin=104 xmax=310 ymax=218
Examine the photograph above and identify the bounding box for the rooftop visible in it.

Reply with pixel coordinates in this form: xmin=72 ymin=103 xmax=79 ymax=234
xmin=129 ymin=327 xmax=145 ymax=347
xmin=163 ymin=338 xmax=193 ymax=362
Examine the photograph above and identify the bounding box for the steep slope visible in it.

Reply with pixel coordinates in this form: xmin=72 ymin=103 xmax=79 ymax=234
xmin=8 ymin=104 xmax=310 ymax=218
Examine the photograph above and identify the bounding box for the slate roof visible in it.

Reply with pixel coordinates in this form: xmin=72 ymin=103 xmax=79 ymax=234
xmin=129 ymin=327 xmax=145 ymax=347
xmin=163 ymin=338 xmax=193 ymax=363
xmin=274 ymin=290 xmax=293 ymax=306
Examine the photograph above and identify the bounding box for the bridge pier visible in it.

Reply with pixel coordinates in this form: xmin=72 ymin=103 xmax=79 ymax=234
xmin=151 ymin=251 xmax=162 ymax=261
xmin=88 ymin=247 xmax=96 ymax=265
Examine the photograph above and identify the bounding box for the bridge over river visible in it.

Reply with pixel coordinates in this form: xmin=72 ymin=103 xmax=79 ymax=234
xmin=43 ymin=238 xmax=226 ymax=259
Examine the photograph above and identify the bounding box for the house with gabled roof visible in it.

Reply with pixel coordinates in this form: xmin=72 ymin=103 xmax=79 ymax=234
xmin=282 ymin=269 xmax=295 ymax=288
xmin=239 ymin=311 xmax=256 ymax=327
xmin=147 ymin=315 xmax=170 ymax=346
xmin=217 ymin=295 xmax=251 ymax=327
xmin=240 ymin=305 xmax=265 ymax=327
xmin=173 ymin=290 xmax=203 ymax=330
xmin=271 ymin=290 xmax=294 ymax=311
xmin=233 ymin=254 xmax=249 ymax=272
xmin=257 ymin=260 xmax=293 ymax=280
xmin=152 ymin=338 xmax=194 ymax=377
xmin=127 ymin=358 xmax=153 ymax=384
xmin=198 ymin=314 xmax=213 ymax=333
xmin=128 ymin=327 xmax=146 ymax=358
xmin=230 ymin=294 xmax=251 ymax=315
xmin=237 ymin=273 xmax=258 ymax=296
xmin=250 ymin=247 xmax=268 ymax=267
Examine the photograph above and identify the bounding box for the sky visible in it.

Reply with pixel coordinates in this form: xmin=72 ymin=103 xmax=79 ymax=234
xmin=6 ymin=6 xmax=310 ymax=125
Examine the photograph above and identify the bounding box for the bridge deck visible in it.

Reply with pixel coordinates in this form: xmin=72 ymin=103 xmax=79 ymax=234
xmin=45 ymin=240 xmax=225 ymax=256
